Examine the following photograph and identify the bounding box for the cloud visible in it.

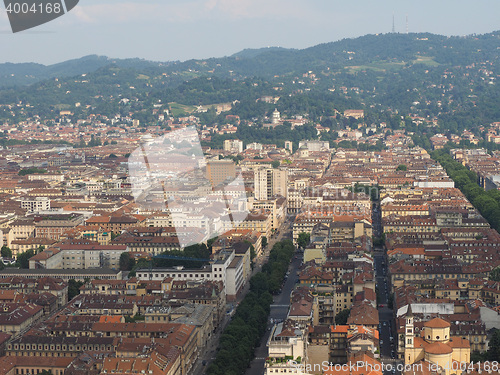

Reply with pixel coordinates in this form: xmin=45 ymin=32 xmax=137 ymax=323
xmin=65 ymin=0 xmax=310 ymax=25
xmin=203 ymin=0 xmax=312 ymax=20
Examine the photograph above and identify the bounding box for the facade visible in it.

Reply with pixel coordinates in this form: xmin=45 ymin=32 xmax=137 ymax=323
xmin=136 ymin=250 xmax=244 ymax=298
xmin=223 ymin=139 xmax=243 ymax=153
xmin=206 ymin=159 xmax=236 ymax=187
xmin=254 ymin=168 xmax=288 ymax=200
xmin=0 ymin=268 xmax=123 ymax=282
xmin=34 ymin=213 xmax=85 ymax=240
xmin=20 ymin=197 xmax=50 ymax=213
xmin=29 ymin=244 xmax=129 ymax=270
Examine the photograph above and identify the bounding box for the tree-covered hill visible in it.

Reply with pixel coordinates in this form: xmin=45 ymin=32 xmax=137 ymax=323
xmin=1 ymin=30 xmax=500 ymax=135
xmin=0 ymin=55 xmax=168 ymax=88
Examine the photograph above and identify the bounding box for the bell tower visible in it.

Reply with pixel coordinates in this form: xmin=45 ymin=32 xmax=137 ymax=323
xmin=405 ymin=304 xmax=414 ymax=349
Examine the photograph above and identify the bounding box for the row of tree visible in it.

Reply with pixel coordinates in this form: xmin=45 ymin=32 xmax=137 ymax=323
xmin=207 ymin=239 xmax=295 ymax=375
xmin=431 ymin=149 xmax=500 ymax=233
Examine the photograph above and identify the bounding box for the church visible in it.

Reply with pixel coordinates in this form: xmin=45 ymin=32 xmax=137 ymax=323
xmin=404 ymin=305 xmax=470 ymax=375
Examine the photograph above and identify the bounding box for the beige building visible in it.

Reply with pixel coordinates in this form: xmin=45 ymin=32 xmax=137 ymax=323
xmin=405 ymin=307 xmax=470 ymax=375
xmin=254 ymin=168 xmax=288 ymax=200
xmin=250 ymin=196 xmax=286 ymax=230
xmin=230 ymin=210 xmax=272 ymax=239
xmin=206 ymin=159 xmax=236 ymax=187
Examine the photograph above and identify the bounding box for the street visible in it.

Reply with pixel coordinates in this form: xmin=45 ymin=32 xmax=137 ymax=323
xmin=373 ymin=201 xmax=402 ymax=375
xmin=191 ymin=216 xmax=296 ymax=375
xmin=245 ymin=219 xmax=298 ymax=375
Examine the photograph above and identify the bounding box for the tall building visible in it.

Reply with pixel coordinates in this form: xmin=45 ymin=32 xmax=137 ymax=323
xmin=206 ymin=160 xmax=236 ymax=187
xmin=223 ymin=139 xmax=243 ymax=153
xmin=254 ymin=168 xmax=288 ymax=200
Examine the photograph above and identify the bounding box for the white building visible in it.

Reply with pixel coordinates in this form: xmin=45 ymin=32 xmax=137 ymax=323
xmin=265 ymin=323 xmax=308 ymax=375
xmin=298 ymin=140 xmax=330 ymax=152
xmin=246 ymin=142 xmax=263 ymax=151
xmin=272 ymin=109 xmax=281 ymax=124
xmin=20 ymin=197 xmax=50 ymax=213
xmin=223 ymin=139 xmax=244 ymax=153
xmin=136 ymin=250 xmax=245 ymax=300
xmin=29 ymin=244 xmax=129 ymax=270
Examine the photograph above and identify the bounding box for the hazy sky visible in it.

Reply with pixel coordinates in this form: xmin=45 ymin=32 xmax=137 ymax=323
xmin=0 ymin=0 xmax=499 ymax=64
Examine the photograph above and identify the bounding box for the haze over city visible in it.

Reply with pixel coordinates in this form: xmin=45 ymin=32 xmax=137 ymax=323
xmin=0 ymin=0 xmax=499 ymax=64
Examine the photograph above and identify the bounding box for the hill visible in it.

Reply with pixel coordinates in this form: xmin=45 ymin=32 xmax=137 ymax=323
xmin=0 ymin=55 xmax=168 ymax=88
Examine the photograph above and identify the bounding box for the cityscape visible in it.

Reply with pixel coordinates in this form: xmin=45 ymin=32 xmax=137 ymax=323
xmin=1 ymin=4 xmax=500 ymax=375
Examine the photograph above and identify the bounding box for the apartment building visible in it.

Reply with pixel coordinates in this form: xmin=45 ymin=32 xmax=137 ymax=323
xmin=254 ymin=168 xmax=288 ymax=200
xmin=34 ymin=213 xmax=85 ymax=240
xmin=223 ymin=139 xmax=243 ymax=153
xmin=29 ymin=242 xmax=128 ymax=270
xmin=20 ymin=197 xmax=50 ymax=213
xmin=205 ymin=159 xmax=236 ymax=187
xmin=136 ymin=249 xmax=244 ymax=299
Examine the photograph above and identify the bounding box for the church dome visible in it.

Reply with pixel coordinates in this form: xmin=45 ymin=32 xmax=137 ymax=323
xmin=426 ymin=342 xmax=453 ymax=355
xmin=424 ymin=317 xmax=450 ymax=329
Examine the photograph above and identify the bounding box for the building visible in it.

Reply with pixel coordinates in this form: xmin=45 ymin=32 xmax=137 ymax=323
xmin=34 ymin=213 xmax=85 ymax=240
xmin=271 ymin=108 xmax=281 ymax=124
xmin=136 ymin=249 xmax=244 ymax=298
xmin=0 ymin=268 xmax=123 ymax=282
xmin=29 ymin=242 xmax=129 ymax=270
xmin=343 ymin=109 xmax=364 ymax=119
xmin=265 ymin=322 xmax=306 ymax=375
xmin=206 ymin=159 xmax=236 ymax=187
xmin=223 ymin=139 xmax=243 ymax=153
xmin=298 ymin=140 xmax=330 ymax=152
xmin=20 ymin=197 xmax=50 ymax=213
xmin=404 ymin=306 xmax=470 ymax=375
xmin=254 ymin=168 xmax=288 ymax=200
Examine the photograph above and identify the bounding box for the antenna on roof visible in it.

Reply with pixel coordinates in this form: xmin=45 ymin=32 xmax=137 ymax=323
xmin=406 ymin=14 xmax=409 ymax=34
xmin=392 ymin=13 xmax=395 ymax=33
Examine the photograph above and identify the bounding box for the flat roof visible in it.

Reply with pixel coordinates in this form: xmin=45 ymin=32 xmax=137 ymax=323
xmin=0 ymin=268 xmax=121 ymax=276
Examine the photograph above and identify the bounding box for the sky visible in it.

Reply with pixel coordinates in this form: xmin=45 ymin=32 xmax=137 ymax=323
xmin=0 ymin=0 xmax=499 ymax=65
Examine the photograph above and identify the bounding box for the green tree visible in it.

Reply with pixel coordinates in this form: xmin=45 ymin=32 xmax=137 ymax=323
xmin=335 ymin=309 xmax=350 ymax=325
xmin=297 ymin=232 xmax=310 ymax=249
xmin=388 ymin=293 xmax=394 ymax=309
xmin=250 ymin=272 xmax=269 ymax=295
xmin=261 ymin=236 xmax=268 ymax=248
xmin=271 ymin=160 xmax=280 ymax=168
xmin=490 ymin=267 xmax=500 ymax=282
xmin=16 ymin=249 xmax=34 ymax=269
xmin=18 ymin=167 xmax=46 ymax=176
xmin=396 ymin=164 xmax=407 ymax=171
xmin=119 ymin=252 xmax=135 ymax=271
xmin=486 ymin=329 xmax=500 ymax=361
xmin=68 ymin=279 xmax=84 ymax=301
xmin=1 ymin=246 xmax=12 ymax=258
